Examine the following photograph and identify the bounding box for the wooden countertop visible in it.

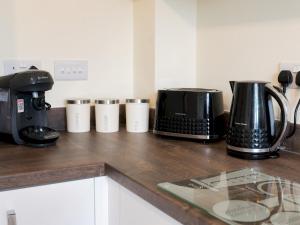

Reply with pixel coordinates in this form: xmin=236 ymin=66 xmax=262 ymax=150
xmin=0 ymin=128 xmax=299 ymax=225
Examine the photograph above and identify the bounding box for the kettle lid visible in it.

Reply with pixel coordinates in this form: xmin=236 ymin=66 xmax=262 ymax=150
xmin=234 ymin=80 xmax=269 ymax=84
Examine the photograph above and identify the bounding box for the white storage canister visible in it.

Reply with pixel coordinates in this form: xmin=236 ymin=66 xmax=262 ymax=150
xmin=126 ymin=99 xmax=150 ymax=133
xmin=66 ymin=99 xmax=91 ymax=133
xmin=95 ymin=99 xmax=120 ymax=133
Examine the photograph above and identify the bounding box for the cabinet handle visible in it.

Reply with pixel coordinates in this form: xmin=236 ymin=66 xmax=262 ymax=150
xmin=7 ymin=210 xmax=17 ymax=225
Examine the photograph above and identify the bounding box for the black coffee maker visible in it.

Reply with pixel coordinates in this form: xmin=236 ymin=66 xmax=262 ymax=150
xmin=227 ymin=81 xmax=289 ymax=159
xmin=0 ymin=69 xmax=59 ymax=147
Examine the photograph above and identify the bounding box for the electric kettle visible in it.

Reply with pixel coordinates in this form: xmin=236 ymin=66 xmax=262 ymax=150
xmin=226 ymin=81 xmax=289 ymax=159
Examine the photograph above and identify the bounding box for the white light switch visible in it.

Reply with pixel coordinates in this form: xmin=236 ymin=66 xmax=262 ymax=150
xmin=54 ymin=60 xmax=88 ymax=81
xmin=3 ymin=60 xmax=42 ymax=75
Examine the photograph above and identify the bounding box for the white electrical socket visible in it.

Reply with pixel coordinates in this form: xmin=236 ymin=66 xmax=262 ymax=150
xmin=3 ymin=60 xmax=42 ymax=75
xmin=54 ymin=60 xmax=88 ymax=81
xmin=280 ymin=62 xmax=300 ymax=89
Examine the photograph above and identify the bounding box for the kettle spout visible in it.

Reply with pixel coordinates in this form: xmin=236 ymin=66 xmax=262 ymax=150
xmin=229 ymin=81 xmax=236 ymax=93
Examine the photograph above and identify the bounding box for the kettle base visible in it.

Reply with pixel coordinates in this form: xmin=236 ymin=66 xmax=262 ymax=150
xmin=227 ymin=149 xmax=279 ymax=160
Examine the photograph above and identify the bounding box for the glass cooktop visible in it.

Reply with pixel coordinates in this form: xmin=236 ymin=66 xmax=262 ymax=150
xmin=158 ymin=168 xmax=300 ymax=225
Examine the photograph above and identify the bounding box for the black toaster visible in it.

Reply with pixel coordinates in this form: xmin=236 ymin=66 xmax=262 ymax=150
xmin=153 ymin=88 xmax=225 ymax=140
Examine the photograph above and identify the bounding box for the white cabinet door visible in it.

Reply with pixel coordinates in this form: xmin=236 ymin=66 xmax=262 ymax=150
xmin=95 ymin=176 xmax=109 ymax=225
xmin=0 ymin=178 xmax=95 ymax=225
xmin=105 ymin=177 xmax=183 ymax=225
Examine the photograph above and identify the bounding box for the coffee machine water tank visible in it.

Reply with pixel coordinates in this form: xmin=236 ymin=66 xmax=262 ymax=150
xmin=0 ymin=69 xmax=59 ymax=147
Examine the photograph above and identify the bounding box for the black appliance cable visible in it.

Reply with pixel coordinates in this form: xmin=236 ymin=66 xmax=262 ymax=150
xmin=286 ymin=98 xmax=300 ymax=138
xmin=286 ymin=71 xmax=300 ymax=138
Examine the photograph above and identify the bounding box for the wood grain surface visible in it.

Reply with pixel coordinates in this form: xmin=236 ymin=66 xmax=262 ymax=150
xmin=0 ymin=128 xmax=300 ymax=225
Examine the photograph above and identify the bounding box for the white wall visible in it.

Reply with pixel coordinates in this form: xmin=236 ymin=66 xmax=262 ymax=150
xmin=0 ymin=0 xmax=15 ymax=58
xmin=197 ymin=0 xmax=300 ymax=121
xmin=155 ymin=0 xmax=197 ymax=90
xmin=5 ymin=0 xmax=298 ymax=114
xmin=133 ymin=0 xmax=155 ymax=102
xmin=0 ymin=0 xmax=133 ymax=107
xmin=133 ymin=0 xmax=198 ymax=107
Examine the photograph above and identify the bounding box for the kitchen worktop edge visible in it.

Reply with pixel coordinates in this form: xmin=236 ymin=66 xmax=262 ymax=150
xmin=0 ymin=129 xmax=299 ymax=225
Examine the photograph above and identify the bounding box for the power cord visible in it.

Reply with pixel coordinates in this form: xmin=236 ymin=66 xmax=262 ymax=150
xmin=287 ymin=71 xmax=300 ymax=138
xmin=287 ymin=99 xmax=300 ymax=138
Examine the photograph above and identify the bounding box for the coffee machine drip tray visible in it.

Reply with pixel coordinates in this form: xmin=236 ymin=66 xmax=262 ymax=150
xmin=158 ymin=168 xmax=300 ymax=225
xmin=20 ymin=126 xmax=60 ymax=147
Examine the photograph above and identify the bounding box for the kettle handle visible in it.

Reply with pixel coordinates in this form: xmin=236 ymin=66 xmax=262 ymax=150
xmin=265 ymin=83 xmax=289 ymax=152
